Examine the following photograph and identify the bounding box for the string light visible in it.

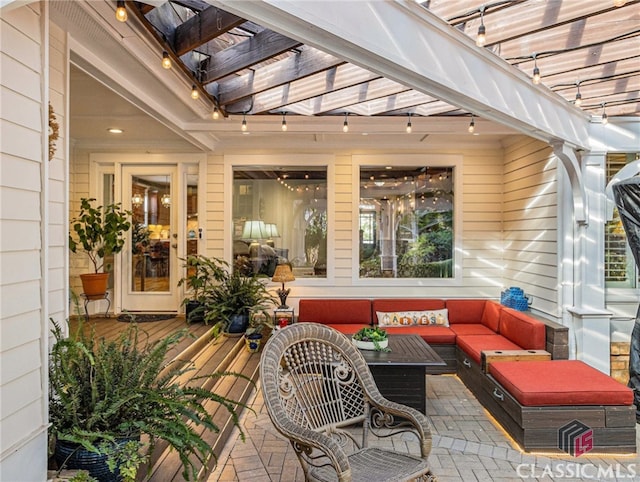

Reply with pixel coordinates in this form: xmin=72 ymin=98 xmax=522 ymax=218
xmin=161 ymin=51 xmax=171 ymax=69
xmin=468 ymin=115 xmax=475 ymax=133
xmin=476 ymin=6 xmax=486 ymax=47
xmin=601 ymin=103 xmax=608 ymax=124
xmin=212 ymin=106 xmax=220 ymax=120
xmin=574 ymin=83 xmax=582 ymax=107
xmin=115 ymin=1 xmax=128 ymax=22
xmin=406 ymin=114 xmax=412 ymax=134
xmin=241 ymin=113 xmax=247 ymax=131
xmin=342 ymin=113 xmax=349 ymax=133
xmin=532 ymin=55 xmax=541 ymax=85
xmin=190 ymin=85 xmax=199 ymax=100
xmin=281 ymin=112 xmax=287 ymax=132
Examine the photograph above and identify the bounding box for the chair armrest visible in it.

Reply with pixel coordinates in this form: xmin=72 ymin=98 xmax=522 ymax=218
xmin=367 ymin=395 xmax=432 ymax=457
xmin=275 ymin=416 xmax=352 ymax=477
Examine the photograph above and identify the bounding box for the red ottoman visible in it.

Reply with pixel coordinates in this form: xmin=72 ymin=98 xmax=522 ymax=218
xmin=479 ymin=360 xmax=636 ymax=454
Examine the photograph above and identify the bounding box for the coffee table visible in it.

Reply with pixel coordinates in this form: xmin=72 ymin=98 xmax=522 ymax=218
xmin=355 ymin=334 xmax=445 ymax=414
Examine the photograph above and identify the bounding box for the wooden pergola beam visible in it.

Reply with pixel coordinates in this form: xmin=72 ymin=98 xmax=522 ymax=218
xmin=202 ymin=29 xmax=301 ymax=84
xmin=174 ymin=7 xmax=245 ymax=56
xmin=218 ymin=47 xmax=344 ymax=105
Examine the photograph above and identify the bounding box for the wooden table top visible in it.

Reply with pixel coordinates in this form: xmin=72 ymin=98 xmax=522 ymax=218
xmin=355 ymin=334 xmax=446 ymax=367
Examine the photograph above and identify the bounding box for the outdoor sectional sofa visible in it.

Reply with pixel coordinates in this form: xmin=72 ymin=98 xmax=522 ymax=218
xmin=297 ymin=298 xmax=637 ymax=454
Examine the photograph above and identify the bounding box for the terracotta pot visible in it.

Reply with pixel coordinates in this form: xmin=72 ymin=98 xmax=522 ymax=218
xmin=80 ymin=273 xmax=110 ymax=298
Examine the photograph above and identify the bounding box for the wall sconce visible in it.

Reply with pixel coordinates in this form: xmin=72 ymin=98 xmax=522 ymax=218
xmin=272 ymin=264 xmax=295 ymax=309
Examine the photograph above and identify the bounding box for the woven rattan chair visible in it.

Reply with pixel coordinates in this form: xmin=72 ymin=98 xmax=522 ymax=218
xmin=260 ymin=323 xmax=436 ymax=482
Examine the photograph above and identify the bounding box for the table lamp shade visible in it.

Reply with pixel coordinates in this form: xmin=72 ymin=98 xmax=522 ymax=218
xmin=242 ymin=220 xmax=267 ymax=240
xmin=264 ymin=223 xmax=280 ymax=238
xmin=272 ymin=264 xmax=295 ymax=283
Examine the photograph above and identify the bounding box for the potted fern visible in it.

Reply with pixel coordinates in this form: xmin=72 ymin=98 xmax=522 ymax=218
xmin=48 ymin=320 xmax=246 ymax=481
xmin=69 ymin=198 xmax=132 ymax=297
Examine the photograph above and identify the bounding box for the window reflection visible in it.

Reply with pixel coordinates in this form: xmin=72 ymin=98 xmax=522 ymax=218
xmin=359 ymin=166 xmax=454 ymax=278
xmin=232 ymin=167 xmax=327 ymax=278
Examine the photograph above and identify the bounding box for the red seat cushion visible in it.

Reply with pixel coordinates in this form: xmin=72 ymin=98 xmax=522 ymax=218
xmin=446 ymin=299 xmax=487 ymax=324
xmin=450 ymin=324 xmax=495 ymax=336
xmin=456 ymin=334 xmax=521 ymax=364
xmin=383 ymin=325 xmax=456 ymax=344
xmin=489 ymin=360 xmax=634 ymax=406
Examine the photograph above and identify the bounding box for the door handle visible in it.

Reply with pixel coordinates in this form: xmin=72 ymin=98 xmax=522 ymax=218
xmin=172 ymin=243 xmax=178 ymax=249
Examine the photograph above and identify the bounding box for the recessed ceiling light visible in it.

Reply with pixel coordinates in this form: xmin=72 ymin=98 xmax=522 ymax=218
xmin=107 ymin=128 xmax=123 ymax=134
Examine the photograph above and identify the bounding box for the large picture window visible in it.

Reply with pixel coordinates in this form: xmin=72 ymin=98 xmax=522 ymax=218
xmin=359 ymin=166 xmax=454 ymax=279
xmin=232 ymin=167 xmax=327 ymax=279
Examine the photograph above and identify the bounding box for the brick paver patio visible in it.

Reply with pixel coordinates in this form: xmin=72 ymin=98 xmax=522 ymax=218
xmin=210 ymin=375 xmax=640 ymax=481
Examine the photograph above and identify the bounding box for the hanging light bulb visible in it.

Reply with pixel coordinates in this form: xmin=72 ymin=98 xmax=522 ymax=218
xmin=115 ymin=0 xmax=128 ymax=22
xmin=342 ymin=113 xmax=349 ymax=133
xmin=212 ymin=106 xmax=220 ymax=120
xmin=468 ymin=115 xmax=475 ymax=133
xmin=161 ymin=51 xmax=171 ymax=69
xmin=406 ymin=114 xmax=412 ymax=134
xmin=574 ymin=83 xmax=582 ymax=107
xmin=190 ymin=85 xmax=199 ymax=100
xmin=161 ymin=176 xmax=171 ymax=208
xmin=476 ymin=7 xmax=486 ymax=47
xmin=131 ymin=193 xmax=143 ymax=208
xmin=602 ymin=103 xmax=609 ymax=124
xmin=532 ymin=56 xmax=541 ymax=85
xmin=281 ymin=112 xmax=288 ymax=132
xmin=241 ymin=113 xmax=247 ymax=132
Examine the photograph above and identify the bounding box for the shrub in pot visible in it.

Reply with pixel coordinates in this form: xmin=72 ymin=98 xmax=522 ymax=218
xmin=69 ymin=198 xmax=132 ymax=297
xmin=177 ymin=255 xmax=227 ymax=324
xmin=203 ymin=258 xmax=277 ymax=335
xmin=48 ymin=319 xmax=246 ymax=481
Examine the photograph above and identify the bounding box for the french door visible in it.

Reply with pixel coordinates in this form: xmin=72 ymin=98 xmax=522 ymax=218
xmin=121 ymin=165 xmax=180 ymax=311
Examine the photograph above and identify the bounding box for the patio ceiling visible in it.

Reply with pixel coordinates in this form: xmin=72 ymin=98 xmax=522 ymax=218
xmin=130 ymin=0 xmax=640 ymax=121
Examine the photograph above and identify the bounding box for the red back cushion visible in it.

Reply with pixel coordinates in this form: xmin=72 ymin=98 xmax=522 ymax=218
xmin=498 ymin=308 xmax=545 ymax=350
xmin=480 ymin=300 xmax=501 ymax=332
xmin=298 ymin=299 xmax=372 ymax=325
xmin=372 ymin=299 xmax=445 ymax=314
xmin=446 ymin=299 xmax=487 ymax=324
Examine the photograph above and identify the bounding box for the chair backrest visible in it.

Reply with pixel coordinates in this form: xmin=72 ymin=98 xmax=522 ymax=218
xmin=260 ymin=323 xmax=378 ymax=432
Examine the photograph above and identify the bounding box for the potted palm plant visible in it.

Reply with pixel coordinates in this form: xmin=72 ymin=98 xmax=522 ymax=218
xmin=48 ymin=319 xmax=246 ymax=481
xmin=69 ymin=198 xmax=132 ymax=297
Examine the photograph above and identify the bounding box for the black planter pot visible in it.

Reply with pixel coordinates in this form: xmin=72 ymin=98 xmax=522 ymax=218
xmin=54 ymin=438 xmax=136 ymax=482
xmin=226 ymin=313 xmax=249 ymax=335
xmin=185 ymin=300 xmax=205 ymax=323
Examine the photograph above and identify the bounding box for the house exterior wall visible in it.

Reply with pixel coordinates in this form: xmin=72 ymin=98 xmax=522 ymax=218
xmin=0 ymin=2 xmax=49 ymax=480
xmin=502 ymin=136 xmax=559 ymax=318
xmin=201 ymin=144 xmax=515 ymax=306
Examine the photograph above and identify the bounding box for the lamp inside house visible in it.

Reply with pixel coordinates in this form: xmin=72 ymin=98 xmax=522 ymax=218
xmin=264 ymin=223 xmax=279 ymax=247
xmin=272 ymin=264 xmax=295 ymax=309
xmin=242 ymin=220 xmax=267 ymax=259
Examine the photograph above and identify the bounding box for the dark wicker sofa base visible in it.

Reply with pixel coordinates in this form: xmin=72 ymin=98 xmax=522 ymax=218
xmin=456 ymin=349 xmax=637 ymax=454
